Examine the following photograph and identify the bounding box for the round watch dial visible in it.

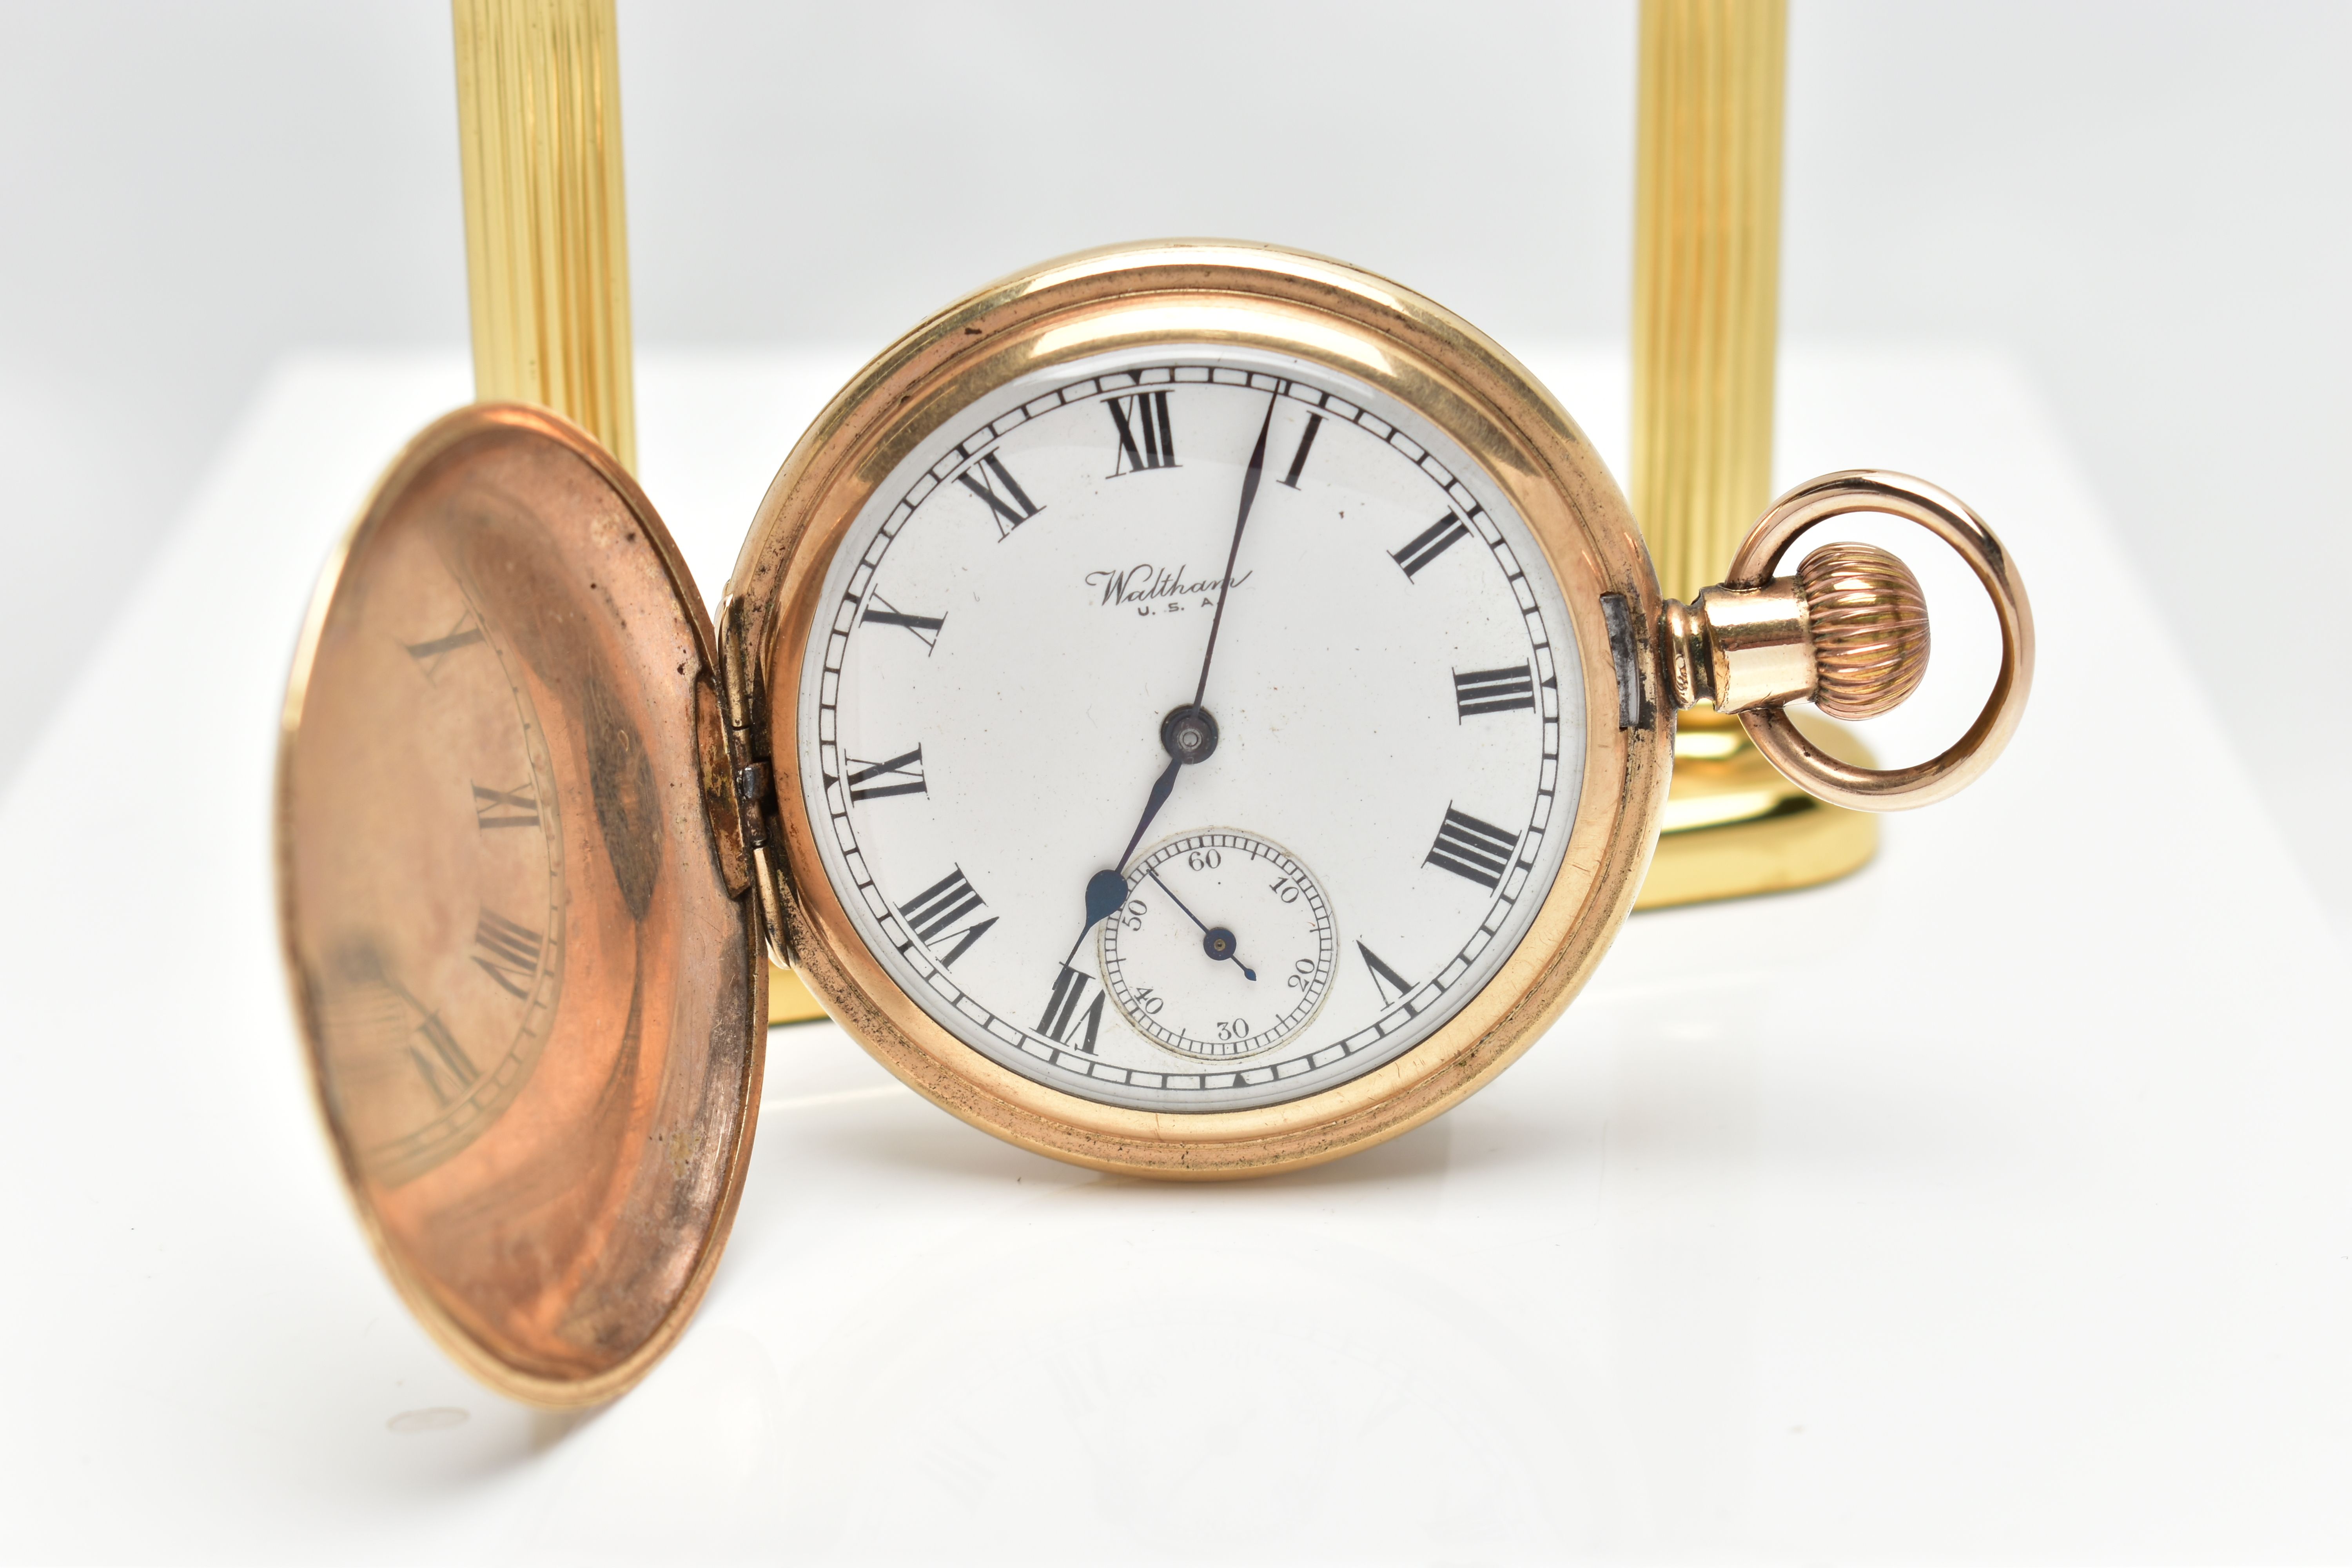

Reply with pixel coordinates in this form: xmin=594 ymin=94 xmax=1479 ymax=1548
xmin=799 ymin=343 xmax=1582 ymax=1113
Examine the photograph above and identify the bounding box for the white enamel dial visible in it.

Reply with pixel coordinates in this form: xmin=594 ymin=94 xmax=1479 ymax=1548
xmin=799 ymin=343 xmax=1583 ymax=1113
xmin=1098 ymin=829 xmax=1336 ymax=1061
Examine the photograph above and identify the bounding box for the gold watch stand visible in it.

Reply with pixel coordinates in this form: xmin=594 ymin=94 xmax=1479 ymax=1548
xmin=1637 ymin=706 xmax=1874 ymax=910
xmin=454 ymin=0 xmax=830 ymax=1027
xmin=1631 ymin=0 xmax=1877 ymax=907
xmin=452 ymin=0 xmax=1846 ymax=1034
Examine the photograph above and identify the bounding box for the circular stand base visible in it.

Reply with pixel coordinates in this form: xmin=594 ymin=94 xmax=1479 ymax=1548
xmin=1634 ymin=707 xmax=1878 ymax=911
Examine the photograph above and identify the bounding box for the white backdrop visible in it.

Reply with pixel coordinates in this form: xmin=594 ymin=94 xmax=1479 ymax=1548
xmin=2 ymin=1 xmax=2345 ymax=920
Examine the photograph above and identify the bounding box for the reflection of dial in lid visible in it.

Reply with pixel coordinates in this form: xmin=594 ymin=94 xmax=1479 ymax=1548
xmin=1099 ymin=831 xmax=1336 ymax=1060
xmin=309 ymin=557 xmax=566 ymax=1188
xmin=277 ymin=404 xmax=765 ymax=1405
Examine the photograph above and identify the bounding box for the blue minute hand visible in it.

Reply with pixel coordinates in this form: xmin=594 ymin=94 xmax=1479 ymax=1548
xmin=1066 ymin=392 xmax=1281 ymax=964
xmin=1185 ymin=390 xmax=1279 ymax=714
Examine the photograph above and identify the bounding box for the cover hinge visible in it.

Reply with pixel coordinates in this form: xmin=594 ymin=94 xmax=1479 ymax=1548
xmin=716 ymin=590 xmax=794 ymax=972
xmin=692 ymin=672 xmax=755 ymax=900
xmin=732 ymin=762 xmax=769 ymax=848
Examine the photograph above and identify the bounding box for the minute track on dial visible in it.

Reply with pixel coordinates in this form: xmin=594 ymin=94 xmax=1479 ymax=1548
xmin=806 ymin=346 xmax=1579 ymax=1115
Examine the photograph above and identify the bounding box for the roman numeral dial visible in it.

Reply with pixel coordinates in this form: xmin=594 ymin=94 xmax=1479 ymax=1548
xmin=898 ymin=867 xmax=996 ymax=966
xmin=957 ymin=451 xmax=1042 ymax=538
xmin=844 ymin=746 xmax=926 ymax=802
xmin=1391 ymin=512 xmax=1472 ymax=579
xmin=862 ymin=594 xmax=945 ymax=652
xmin=1357 ymin=942 xmax=1415 ymax=1009
xmin=1107 ymin=390 xmax=1177 ymax=475
xmin=1453 ymin=663 xmax=1536 ymax=719
xmin=1278 ymin=412 xmax=1323 ymax=489
xmin=1039 ymin=964 xmax=1106 ymax=1053
xmin=1424 ymin=806 xmax=1521 ymax=891
xmin=805 ymin=350 xmax=1575 ymax=1117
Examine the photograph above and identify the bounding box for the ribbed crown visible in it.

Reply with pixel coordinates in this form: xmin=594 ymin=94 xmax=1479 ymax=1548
xmin=1797 ymin=543 xmax=1929 ymax=719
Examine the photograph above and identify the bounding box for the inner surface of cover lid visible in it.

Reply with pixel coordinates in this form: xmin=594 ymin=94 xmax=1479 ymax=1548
xmin=277 ymin=404 xmax=765 ymax=1405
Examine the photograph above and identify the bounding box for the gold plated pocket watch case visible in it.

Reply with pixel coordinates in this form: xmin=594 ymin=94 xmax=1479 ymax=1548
xmin=277 ymin=407 xmax=766 ymax=1407
xmin=720 ymin=241 xmax=2025 ymax=1185
xmin=276 ymin=240 xmax=2031 ymax=1405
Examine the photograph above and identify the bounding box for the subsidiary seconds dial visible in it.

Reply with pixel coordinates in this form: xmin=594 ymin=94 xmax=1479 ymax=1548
xmin=1099 ymin=831 xmax=1336 ymax=1060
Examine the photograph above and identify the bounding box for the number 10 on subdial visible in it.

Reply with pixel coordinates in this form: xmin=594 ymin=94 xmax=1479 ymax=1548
xmin=1098 ymin=832 xmax=1337 ymax=1060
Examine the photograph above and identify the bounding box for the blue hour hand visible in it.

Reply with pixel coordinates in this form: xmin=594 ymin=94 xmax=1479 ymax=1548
xmin=1084 ymin=869 xmax=1128 ymax=931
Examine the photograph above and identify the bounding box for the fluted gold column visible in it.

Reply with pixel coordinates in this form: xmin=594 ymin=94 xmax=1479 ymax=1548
xmin=1632 ymin=0 xmax=1785 ymax=602
xmin=452 ymin=1 xmax=829 ymax=1023
xmin=453 ymin=0 xmax=636 ymax=471
xmin=1630 ymin=0 xmax=1879 ymax=909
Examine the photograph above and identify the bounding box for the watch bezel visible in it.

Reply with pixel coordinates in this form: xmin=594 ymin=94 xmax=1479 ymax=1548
xmin=726 ymin=240 xmax=1670 ymax=1178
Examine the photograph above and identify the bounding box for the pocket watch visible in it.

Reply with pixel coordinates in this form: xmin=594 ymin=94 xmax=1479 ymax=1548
xmin=276 ymin=240 xmax=2033 ymax=1404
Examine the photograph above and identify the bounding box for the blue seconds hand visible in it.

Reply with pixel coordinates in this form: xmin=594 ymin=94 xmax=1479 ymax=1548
xmin=1147 ymin=868 xmax=1256 ymax=982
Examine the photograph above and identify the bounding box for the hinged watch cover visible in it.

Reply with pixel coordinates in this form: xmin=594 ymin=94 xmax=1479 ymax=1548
xmin=276 ymin=403 xmax=765 ymax=1406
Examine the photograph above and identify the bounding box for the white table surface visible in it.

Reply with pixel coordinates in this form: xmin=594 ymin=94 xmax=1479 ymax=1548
xmin=3 ymin=345 xmax=2345 ymax=1565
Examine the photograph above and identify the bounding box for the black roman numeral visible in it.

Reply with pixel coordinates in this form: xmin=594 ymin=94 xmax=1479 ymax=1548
xmin=898 ymin=867 xmax=996 ymax=966
xmin=471 ymin=908 xmax=545 ymax=999
xmin=405 ymin=613 xmax=484 ymax=677
xmin=472 ymin=781 xmax=540 ymax=829
xmin=1278 ymin=412 xmax=1323 ymax=489
xmin=1038 ymin=964 xmax=1107 ymax=1053
xmin=862 ymin=593 xmax=945 ymax=652
xmin=1453 ymin=663 xmax=1536 ymax=719
xmin=408 ymin=1010 xmax=479 ymax=1107
xmin=1107 ymin=390 xmax=1178 ymax=475
xmin=1391 ymin=512 xmax=1472 ymax=580
xmin=845 ymin=746 xmax=926 ymax=802
xmin=1357 ymin=941 xmax=1414 ymax=1009
xmin=1423 ymin=806 xmax=1519 ymax=891
xmin=956 ymin=451 xmax=1042 ymax=538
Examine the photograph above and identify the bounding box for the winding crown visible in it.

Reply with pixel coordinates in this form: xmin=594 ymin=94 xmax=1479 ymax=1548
xmin=1796 ymin=543 xmax=1931 ymax=719
xmin=1662 ymin=540 xmax=1934 ymax=719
